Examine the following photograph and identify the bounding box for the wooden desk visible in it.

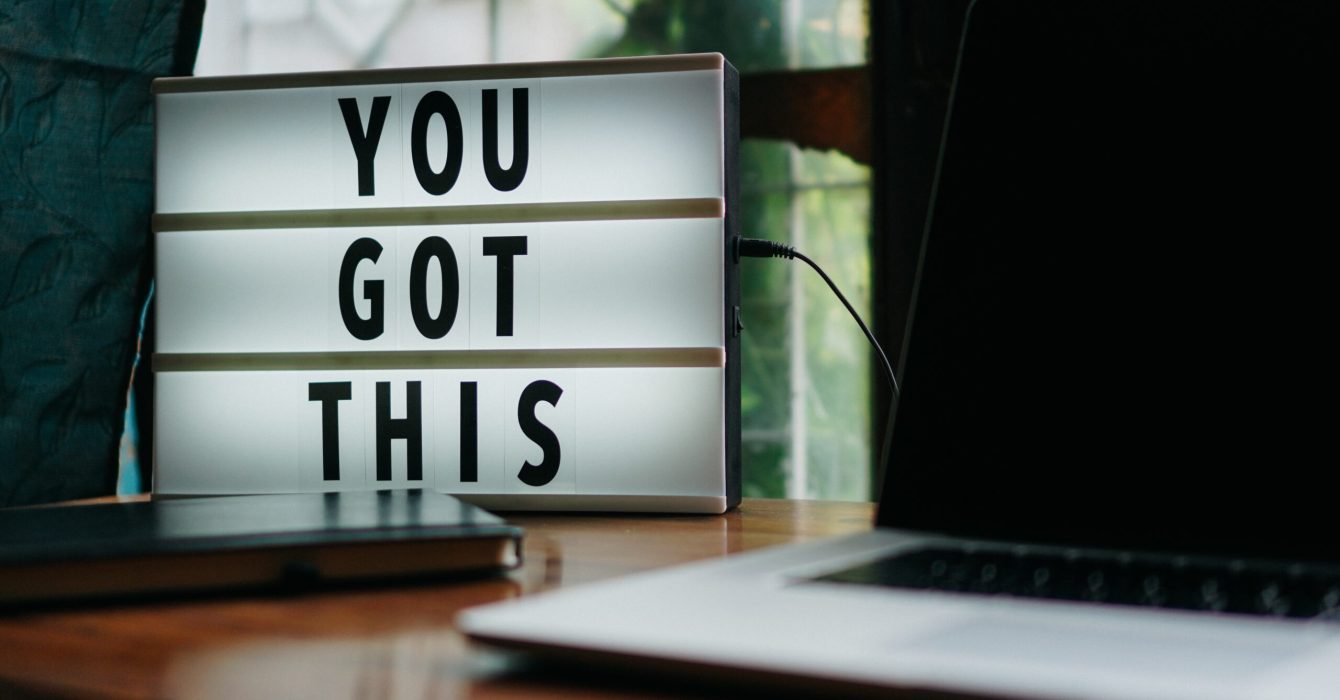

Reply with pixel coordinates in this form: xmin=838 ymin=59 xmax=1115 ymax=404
xmin=0 ymin=499 xmax=873 ymax=699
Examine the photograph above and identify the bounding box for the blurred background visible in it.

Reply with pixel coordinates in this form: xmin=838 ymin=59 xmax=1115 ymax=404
xmin=121 ymin=0 xmax=878 ymax=502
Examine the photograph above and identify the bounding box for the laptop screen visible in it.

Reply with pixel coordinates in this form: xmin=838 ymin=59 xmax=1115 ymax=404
xmin=879 ymin=0 xmax=1339 ymax=562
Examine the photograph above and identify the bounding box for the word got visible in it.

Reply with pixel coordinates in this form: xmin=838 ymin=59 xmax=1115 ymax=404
xmin=339 ymin=234 xmax=527 ymax=340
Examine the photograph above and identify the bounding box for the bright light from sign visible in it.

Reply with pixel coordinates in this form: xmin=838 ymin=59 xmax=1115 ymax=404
xmin=153 ymin=55 xmax=739 ymax=512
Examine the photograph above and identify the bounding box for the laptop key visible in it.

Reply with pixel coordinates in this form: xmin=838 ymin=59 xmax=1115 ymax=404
xmin=812 ymin=547 xmax=1340 ymax=621
xmin=1198 ymin=577 xmax=1229 ymax=612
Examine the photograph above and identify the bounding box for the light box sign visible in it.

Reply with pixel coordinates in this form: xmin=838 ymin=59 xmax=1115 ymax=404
xmin=152 ymin=54 xmax=740 ymax=512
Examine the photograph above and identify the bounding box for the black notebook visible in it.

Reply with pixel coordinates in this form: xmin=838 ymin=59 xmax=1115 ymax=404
xmin=0 ymin=490 xmax=521 ymax=605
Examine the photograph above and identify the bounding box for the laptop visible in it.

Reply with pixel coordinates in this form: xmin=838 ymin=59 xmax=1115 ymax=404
xmin=459 ymin=1 xmax=1340 ymax=697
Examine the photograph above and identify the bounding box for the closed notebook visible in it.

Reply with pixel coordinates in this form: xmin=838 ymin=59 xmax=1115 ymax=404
xmin=0 ymin=490 xmax=521 ymax=605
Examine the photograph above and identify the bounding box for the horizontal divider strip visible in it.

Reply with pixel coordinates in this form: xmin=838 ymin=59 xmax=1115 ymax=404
xmin=153 ymin=347 xmax=726 ymax=373
xmin=153 ymin=198 xmax=724 ymax=232
xmin=153 ymin=53 xmax=724 ymax=94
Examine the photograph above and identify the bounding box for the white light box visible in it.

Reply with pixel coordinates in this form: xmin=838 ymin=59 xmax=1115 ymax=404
xmin=152 ymin=54 xmax=740 ymax=512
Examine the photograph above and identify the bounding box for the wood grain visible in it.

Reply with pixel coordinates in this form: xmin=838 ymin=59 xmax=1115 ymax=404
xmin=0 ymin=498 xmax=873 ymax=699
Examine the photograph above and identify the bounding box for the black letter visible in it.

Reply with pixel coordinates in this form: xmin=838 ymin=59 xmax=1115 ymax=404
xmin=482 ymin=88 xmax=529 ymax=192
xmin=517 ymin=380 xmax=562 ymax=487
xmin=411 ymin=91 xmax=464 ymax=195
xmin=338 ymin=237 xmax=384 ymax=340
xmin=409 ymin=236 xmax=460 ymax=339
xmin=482 ymin=236 xmax=527 ymax=336
xmin=376 ymin=381 xmax=423 ymax=481
xmin=309 ymin=382 xmax=351 ymax=480
xmin=338 ymin=96 xmax=391 ymax=196
xmin=461 ymin=381 xmax=478 ymax=483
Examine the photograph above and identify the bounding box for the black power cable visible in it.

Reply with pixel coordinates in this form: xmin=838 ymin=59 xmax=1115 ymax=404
xmin=736 ymin=237 xmax=899 ymax=399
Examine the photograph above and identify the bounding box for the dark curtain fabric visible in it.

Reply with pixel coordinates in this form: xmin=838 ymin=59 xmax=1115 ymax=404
xmin=0 ymin=1 xmax=202 ymax=506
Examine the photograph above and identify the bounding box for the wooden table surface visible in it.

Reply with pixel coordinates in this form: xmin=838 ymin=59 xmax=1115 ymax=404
xmin=0 ymin=498 xmax=874 ymax=699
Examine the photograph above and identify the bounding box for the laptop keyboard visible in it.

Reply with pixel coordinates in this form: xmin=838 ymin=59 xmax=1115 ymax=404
xmin=813 ymin=546 xmax=1340 ymax=620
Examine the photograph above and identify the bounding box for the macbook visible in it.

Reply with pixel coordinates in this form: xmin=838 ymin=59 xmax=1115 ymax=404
xmin=459 ymin=1 xmax=1340 ymax=697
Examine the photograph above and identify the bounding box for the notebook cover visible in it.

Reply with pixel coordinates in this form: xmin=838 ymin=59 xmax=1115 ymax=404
xmin=0 ymin=490 xmax=521 ymax=604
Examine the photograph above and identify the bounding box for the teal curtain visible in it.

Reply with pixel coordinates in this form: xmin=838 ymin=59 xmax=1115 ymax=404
xmin=0 ymin=1 xmax=202 ymax=506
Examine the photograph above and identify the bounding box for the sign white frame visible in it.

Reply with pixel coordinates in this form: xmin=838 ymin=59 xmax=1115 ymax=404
xmin=152 ymin=54 xmax=740 ymax=512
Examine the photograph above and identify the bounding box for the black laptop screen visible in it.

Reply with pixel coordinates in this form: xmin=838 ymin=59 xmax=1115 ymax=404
xmin=879 ymin=0 xmax=1340 ymax=561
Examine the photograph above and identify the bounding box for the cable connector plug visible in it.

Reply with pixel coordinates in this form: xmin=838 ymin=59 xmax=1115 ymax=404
xmin=735 ymin=237 xmax=796 ymax=262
